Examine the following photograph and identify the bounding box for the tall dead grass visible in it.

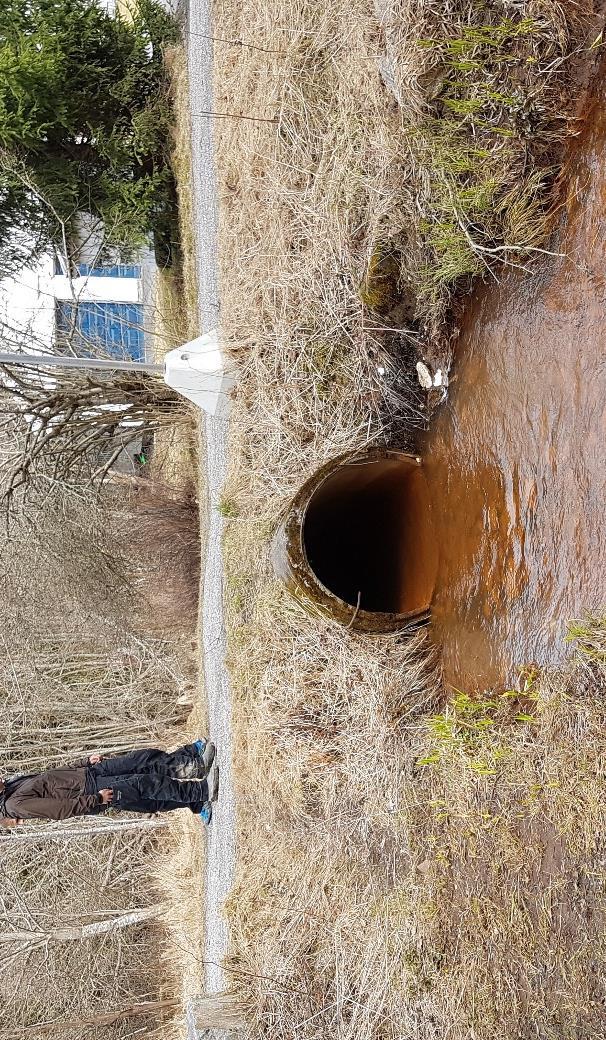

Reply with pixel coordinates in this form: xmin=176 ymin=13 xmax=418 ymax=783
xmin=202 ymin=1 xmax=606 ymax=1037
xmin=163 ymin=43 xmax=199 ymax=338
xmin=112 ymin=478 xmax=202 ymax=636
xmin=222 ymin=623 xmax=606 ymax=1040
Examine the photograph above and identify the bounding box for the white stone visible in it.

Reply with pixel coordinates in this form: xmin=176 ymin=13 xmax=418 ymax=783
xmin=416 ymin=360 xmax=433 ymax=389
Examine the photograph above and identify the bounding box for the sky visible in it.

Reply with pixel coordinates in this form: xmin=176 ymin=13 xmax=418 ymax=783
xmin=0 ymin=258 xmax=56 ymax=347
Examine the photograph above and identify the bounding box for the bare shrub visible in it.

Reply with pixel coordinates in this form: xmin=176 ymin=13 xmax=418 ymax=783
xmin=111 ymin=478 xmax=201 ymax=635
xmin=0 ymin=455 xmax=200 ymax=1040
xmin=0 ymin=821 xmax=185 ymax=1040
xmin=0 ymin=358 xmax=192 ymax=513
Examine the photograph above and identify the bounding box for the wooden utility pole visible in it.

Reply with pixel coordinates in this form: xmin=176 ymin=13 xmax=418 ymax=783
xmin=189 ymin=991 xmax=247 ymax=1031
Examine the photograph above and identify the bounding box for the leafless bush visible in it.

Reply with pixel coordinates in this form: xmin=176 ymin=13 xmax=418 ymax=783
xmin=0 ymin=820 xmax=184 ymax=1039
xmin=0 ymin=634 xmax=193 ymax=775
xmin=111 ymin=478 xmax=201 ymax=635
xmin=0 ymin=358 xmax=192 ymax=513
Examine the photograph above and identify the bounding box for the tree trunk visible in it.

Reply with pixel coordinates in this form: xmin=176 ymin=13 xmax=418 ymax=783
xmin=0 ymin=999 xmax=180 ymax=1038
xmin=1 ymin=906 xmax=159 ymax=943
xmin=6 ymin=817 xmax=169 ymax=842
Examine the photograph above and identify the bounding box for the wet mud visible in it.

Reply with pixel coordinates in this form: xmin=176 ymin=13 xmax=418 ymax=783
xmin=424 ymin=81 xmax=606 ymax=689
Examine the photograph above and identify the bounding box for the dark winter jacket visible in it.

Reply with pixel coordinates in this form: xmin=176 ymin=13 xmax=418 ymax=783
xmin=1 ymin=760 xmax=101 ymax=821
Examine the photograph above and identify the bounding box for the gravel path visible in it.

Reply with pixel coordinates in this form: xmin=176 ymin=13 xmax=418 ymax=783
xmin=186 ymin=0 xmax=236 ymax=1001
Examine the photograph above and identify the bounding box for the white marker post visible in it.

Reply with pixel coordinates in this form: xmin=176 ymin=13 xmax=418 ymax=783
xmin=163 ymin=329 xmax=237 ymax=419
xmin=0 ymin=328 xmax=237 ymax=416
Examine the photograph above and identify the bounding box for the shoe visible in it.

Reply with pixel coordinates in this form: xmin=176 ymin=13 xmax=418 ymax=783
xmin=206 ymin=762 xmax=219 ymax=803
xmin=199 ymin=803 xmax=212 ymax=825
xmin=193 ymin=738 xmax=216 ymax=777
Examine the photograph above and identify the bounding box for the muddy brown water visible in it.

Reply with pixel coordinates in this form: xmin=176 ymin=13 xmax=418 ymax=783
xmin=423 ymin=89 xmax=606 ymax=690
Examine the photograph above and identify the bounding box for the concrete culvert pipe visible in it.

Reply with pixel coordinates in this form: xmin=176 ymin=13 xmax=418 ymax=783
xmin=271 ymin=449 xmax=438 ymax=633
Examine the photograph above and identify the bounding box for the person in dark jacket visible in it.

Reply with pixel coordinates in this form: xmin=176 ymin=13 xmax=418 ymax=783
xmin=0 ymin=740 xmax=219 ymax=828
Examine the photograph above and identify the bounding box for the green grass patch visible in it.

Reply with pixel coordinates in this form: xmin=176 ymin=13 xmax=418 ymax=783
xmin=404 ymin=12 xmax=576 ymax=325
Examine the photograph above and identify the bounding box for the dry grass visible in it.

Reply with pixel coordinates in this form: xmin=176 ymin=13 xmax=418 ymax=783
xmin=397 ymin=649 xmax=606 ymax=1038
xmin=154 ymin=811 xmax=207 ymax=1019
xmin=213 ymin=0 xmax=598 ymax=369
xmin=112 ymin=479 xmax=202 ymax=636
xmin=148 ymin=41 xmax=202 ymax=499
xmin=148 ymin=413 xmax=200 ymax=492
xmin=221 ymin=622 xmax=606 ymax=1039
xmin=200 ymin=1 xmax=606 ymax=1037
xmin=163 ymin=43 xmax=200 ymax=340
xmin=222 ymin=605 xmax=441 ymax=1039
xmin=120 ymin=46 xmax=211 ymax=1040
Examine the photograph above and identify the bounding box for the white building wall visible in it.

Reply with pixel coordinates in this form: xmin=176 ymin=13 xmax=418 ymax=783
xmin=50 ymin=274 xmax=140 ymax=304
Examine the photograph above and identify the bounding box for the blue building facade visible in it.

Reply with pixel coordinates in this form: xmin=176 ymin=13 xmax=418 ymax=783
xmin=54 ymin=263 xmax=145 ymax=361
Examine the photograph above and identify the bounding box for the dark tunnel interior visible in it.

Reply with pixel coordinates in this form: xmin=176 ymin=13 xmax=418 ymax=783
xmin=303 ymin=456 xmax=438 ymax=614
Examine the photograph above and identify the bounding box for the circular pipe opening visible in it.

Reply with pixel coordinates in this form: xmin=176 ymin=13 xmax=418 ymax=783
xmin=271 ymin=450 xmax=438 ymax=632
xmin=303 ymin=455 xmax=437 ymax=614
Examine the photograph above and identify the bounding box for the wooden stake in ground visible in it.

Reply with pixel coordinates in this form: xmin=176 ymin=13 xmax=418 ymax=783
xmin=189 ymin=991 xmax=247 ymax=1031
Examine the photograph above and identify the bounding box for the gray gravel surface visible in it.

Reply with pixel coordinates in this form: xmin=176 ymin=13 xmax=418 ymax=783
xmin=186 ymin=0 xmax=236 ymax=1002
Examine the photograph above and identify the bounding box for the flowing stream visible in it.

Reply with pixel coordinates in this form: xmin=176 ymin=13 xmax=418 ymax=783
xmin=424 ymin=83 xmax=606 ymax=689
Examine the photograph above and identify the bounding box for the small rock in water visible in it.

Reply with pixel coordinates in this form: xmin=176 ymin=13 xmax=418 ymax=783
xmin=416 ymin=361 xmax=433 ymax=389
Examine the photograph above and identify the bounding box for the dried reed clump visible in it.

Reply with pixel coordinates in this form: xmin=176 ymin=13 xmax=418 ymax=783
xmin=0 ymin=480 xmax=199 ymax=776
xmin=0 ymin=633 xmax=194 ymax=774
xmin=112 ymin=479 xmax=202 ymax=635
xmin=223 ymin=623 xmax=606 ymax=1040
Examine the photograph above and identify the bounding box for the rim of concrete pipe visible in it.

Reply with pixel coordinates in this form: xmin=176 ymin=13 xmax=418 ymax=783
xmin=271 ymin=446 xmax=434 ymax=634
